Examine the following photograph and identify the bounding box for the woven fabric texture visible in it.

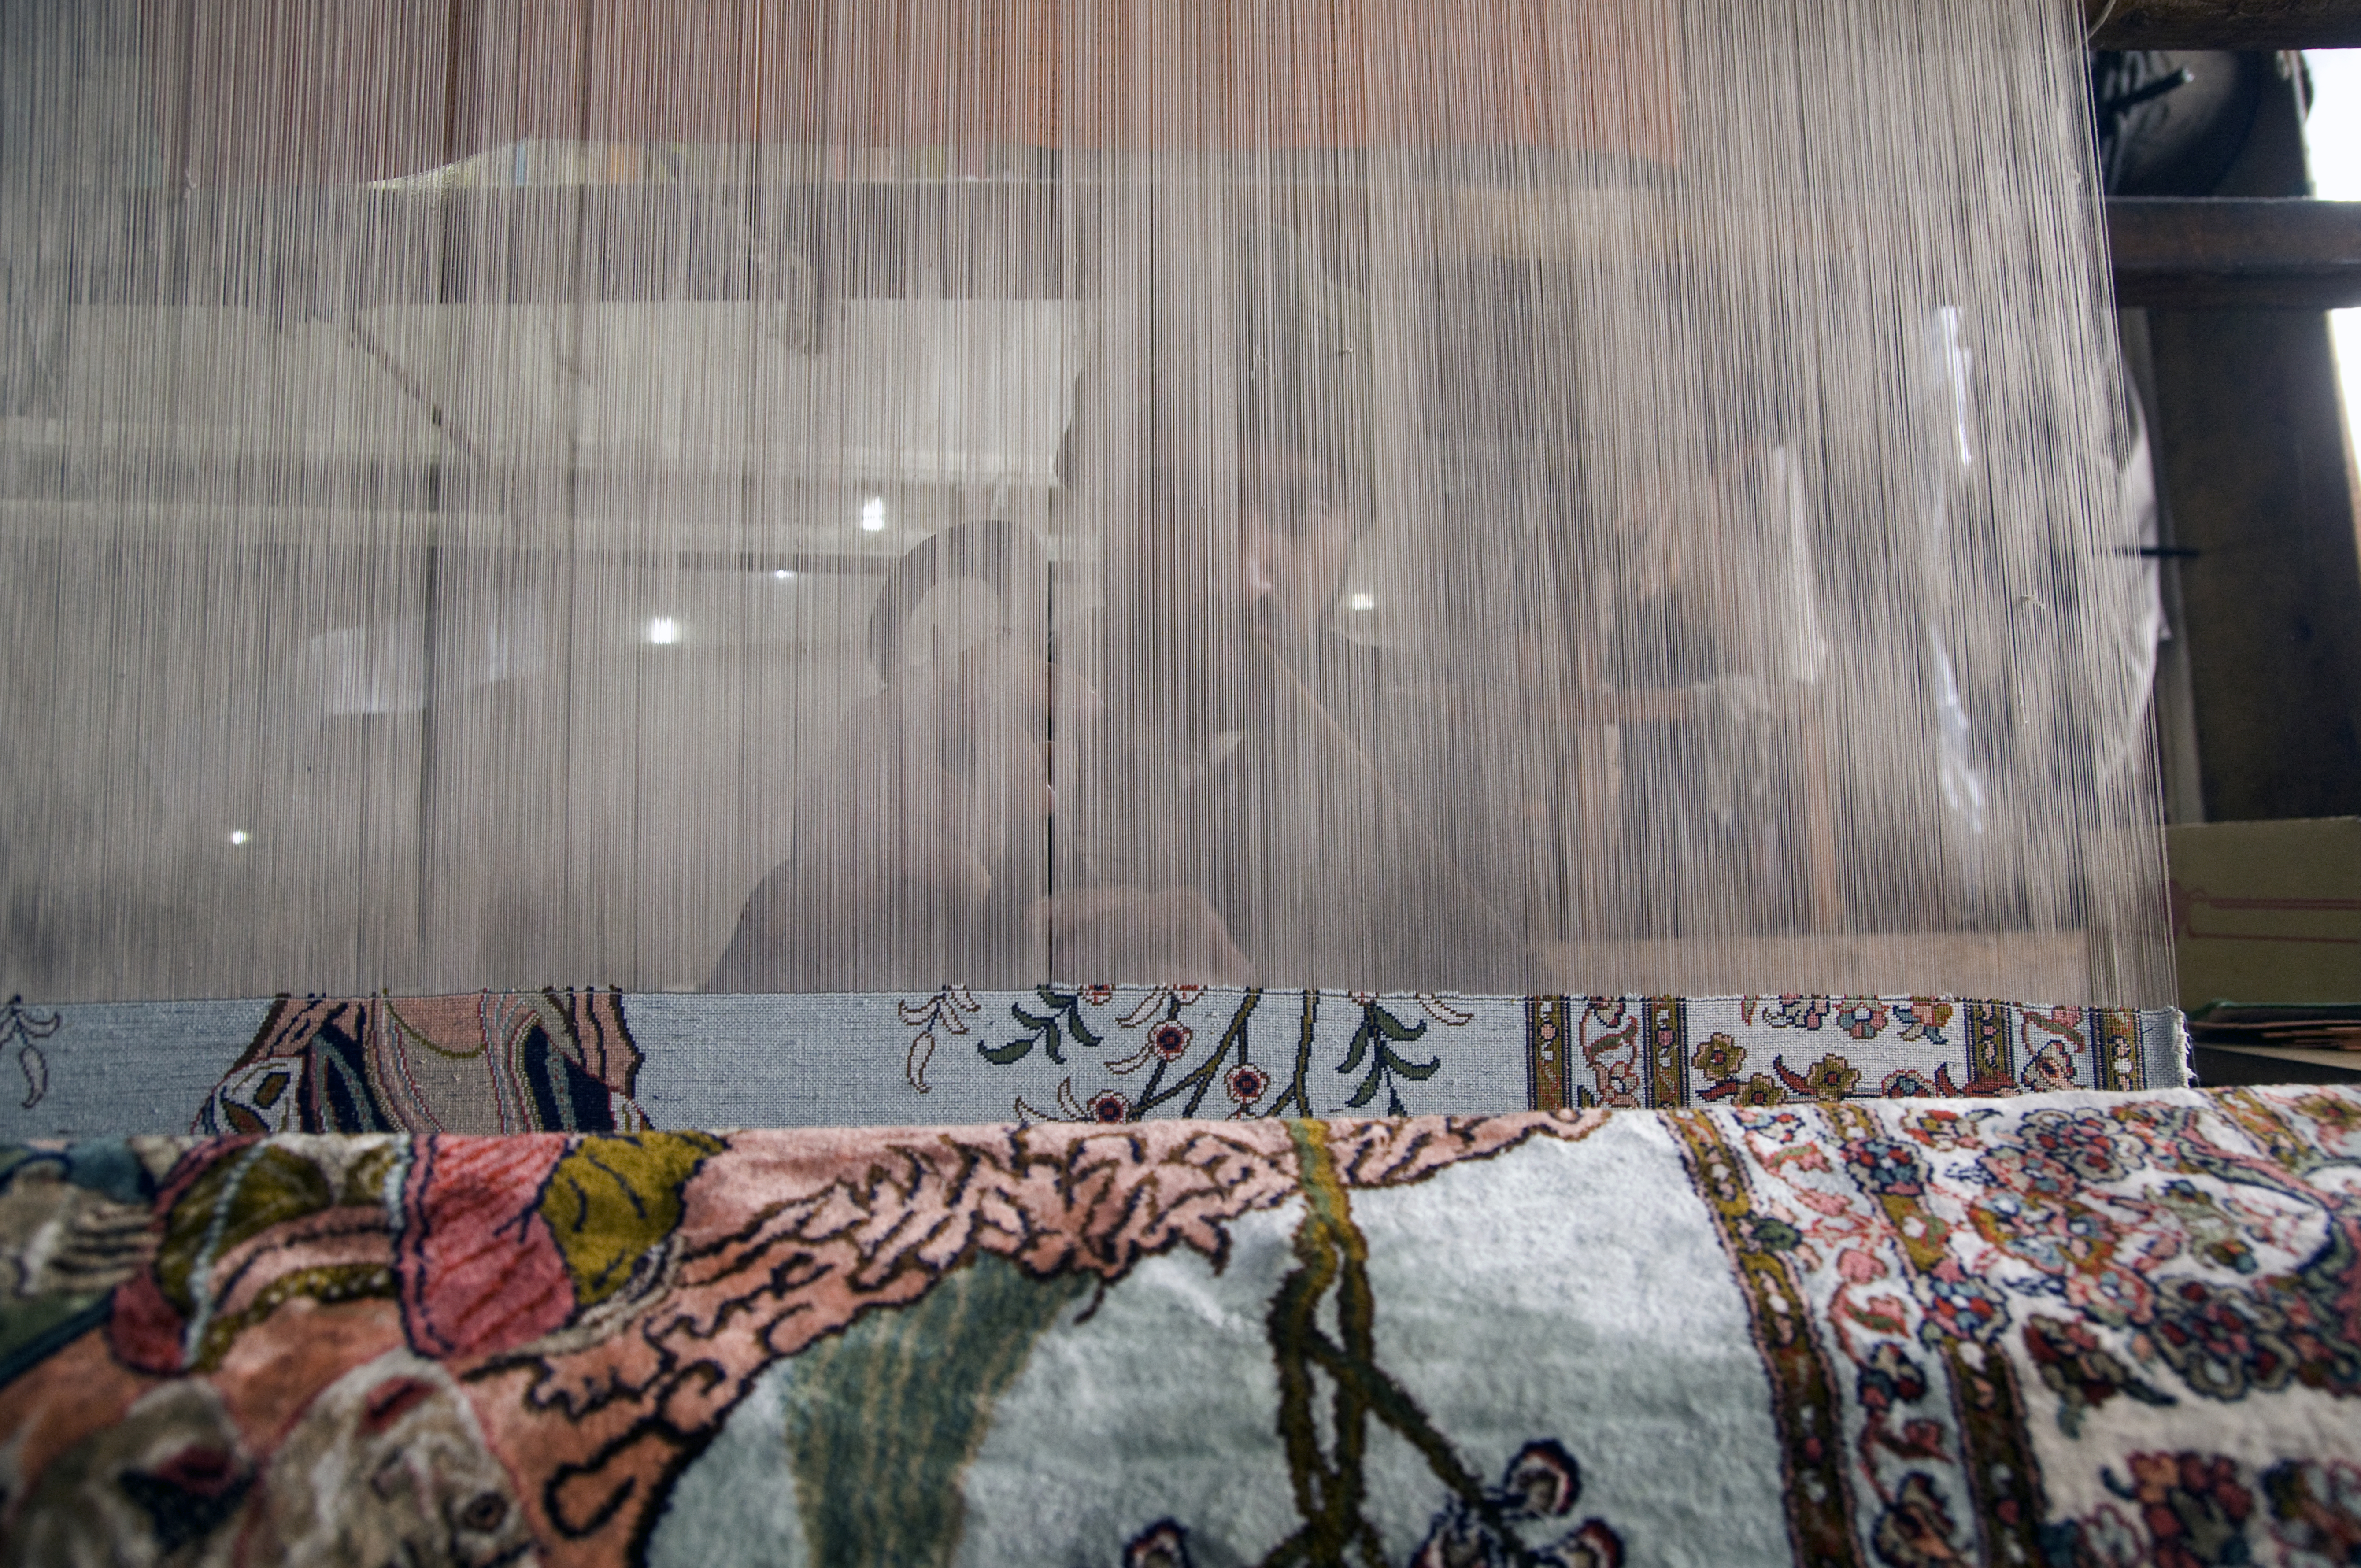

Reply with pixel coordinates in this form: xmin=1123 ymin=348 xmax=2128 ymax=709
xmin=0 ymin=1085 xmax=2354 ymax=1565
xmin=0 ymin=989 xmax=2187 ymax=1139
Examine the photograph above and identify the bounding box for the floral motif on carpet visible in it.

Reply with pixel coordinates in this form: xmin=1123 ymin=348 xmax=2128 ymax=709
xmin=2 ymin=988 xmax=2186 ymax=1140
xmin=1 ymin=1086 xmax=2347 ymax=1565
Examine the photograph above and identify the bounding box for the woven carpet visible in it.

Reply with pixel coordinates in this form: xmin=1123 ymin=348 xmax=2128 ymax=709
xmin=0 ymin=989 xmax=2187 ymax=1139
xmin=2 ymin=1084 xmax=2354 ymax=1565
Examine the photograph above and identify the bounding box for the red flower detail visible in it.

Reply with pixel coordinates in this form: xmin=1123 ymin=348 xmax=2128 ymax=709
xmin=1225 ymin=1064 xmax=1269 ymax=1104
xmin=1151 ymin=1022 xmax=1194 ymax=1062
xmin=1087 ymin=1091 xmax=1132 ymax=1124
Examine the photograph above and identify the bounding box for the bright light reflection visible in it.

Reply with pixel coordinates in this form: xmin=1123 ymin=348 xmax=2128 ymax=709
xmin=228 ymin=830 xmax=252 ymax=846
xmin=645 ymin=616 xmax=681 ymax=645
xmin=773 ymin=567 xmax=796 ymax=581
xmin=2305 ymin=53 xmax=2361 ymax=449
xmin=859 ymin=496 xmax=888 ymax=533
xmin=1347 ymin=592 xmax=1376 ymax=612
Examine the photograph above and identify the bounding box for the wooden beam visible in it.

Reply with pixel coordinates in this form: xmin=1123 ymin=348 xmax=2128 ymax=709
xmin=2109 ymin=197 xmax=2361 ymax=308
xmin=2087 ymin=0 xmax=2361 ymax=48
xmin=2188 ymin=1043 xmax=2361 ymax=1084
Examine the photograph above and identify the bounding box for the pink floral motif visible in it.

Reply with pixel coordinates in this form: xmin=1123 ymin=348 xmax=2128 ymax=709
xmin=1832 ymin=1000 xmax=1890 ymax=1041
xmin=1893 ymin=1000 xmax=1954 ymax=1044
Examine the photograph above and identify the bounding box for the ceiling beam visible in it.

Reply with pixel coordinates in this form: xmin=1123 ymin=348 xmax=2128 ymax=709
xmin=2087 ymin=0 xmax=2361 ymax=48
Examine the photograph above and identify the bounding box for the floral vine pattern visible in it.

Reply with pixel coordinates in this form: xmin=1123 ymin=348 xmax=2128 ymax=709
xmin=0 ymin=988 xmax=2186 ymax=1140
xmin=977 ymin=987 xmax=1464 ymax=1125
xmin=1 ymin=996 xmax=61 ymax=1111
xmin=899 ymin=986 xmax=983 ymax=1093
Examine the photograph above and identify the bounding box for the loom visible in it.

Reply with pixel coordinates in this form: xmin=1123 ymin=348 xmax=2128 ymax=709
xmin=2 ymin=5 xmax=2358 ymax=1564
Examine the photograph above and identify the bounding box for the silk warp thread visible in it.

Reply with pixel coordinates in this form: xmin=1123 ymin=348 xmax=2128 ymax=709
xmin=0 ymin=0 xmax=2169 ymax=1006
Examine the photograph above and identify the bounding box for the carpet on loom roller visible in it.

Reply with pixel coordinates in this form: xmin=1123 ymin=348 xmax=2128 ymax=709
xmin=2 ymin=1085 xmax=2355 ymax=1566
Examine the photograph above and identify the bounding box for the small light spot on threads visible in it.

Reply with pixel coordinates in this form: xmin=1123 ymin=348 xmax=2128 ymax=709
xmin=859 ymin=496 xmax=887 ymax=533
xmin=228 ymin=830 xmax=252 ymax=846
xmin=1347 ymin=592 xmax=1376 ymax=612
xmin=645 ymin=617 xmax=681 ymax=645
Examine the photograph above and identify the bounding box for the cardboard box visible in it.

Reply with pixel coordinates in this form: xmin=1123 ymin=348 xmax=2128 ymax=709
xmin=2167 ymin=817 xmax=2361 ymax=1011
